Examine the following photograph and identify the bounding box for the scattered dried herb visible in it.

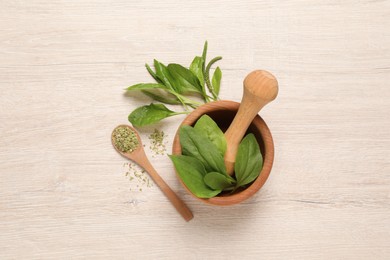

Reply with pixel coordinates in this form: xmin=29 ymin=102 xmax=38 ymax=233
xmin=148 ymin=129 xmax=167 ymax=156
xmin=112 ymin=126 xmax=139 ymax=153
xmin=124 ymin=162 xmax=153 ymax=191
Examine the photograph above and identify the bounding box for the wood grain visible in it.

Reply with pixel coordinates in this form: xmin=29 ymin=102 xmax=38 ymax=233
xmin=1 ymin=0 xmax=389 ymax=259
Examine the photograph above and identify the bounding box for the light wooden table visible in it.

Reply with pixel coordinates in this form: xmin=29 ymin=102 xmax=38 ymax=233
xmin=1 ymin=1 xmax=389 ymax=259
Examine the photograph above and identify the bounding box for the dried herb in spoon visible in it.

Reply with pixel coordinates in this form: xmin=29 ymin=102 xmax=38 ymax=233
xmin=112 ymin=126 xmax=139 ymax=153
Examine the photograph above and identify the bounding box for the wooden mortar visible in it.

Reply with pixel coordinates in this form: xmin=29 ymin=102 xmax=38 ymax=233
xmin=172 ymin=100 xmax=275 ymax=206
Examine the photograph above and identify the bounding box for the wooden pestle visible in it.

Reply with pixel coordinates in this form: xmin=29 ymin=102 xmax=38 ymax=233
xmin=224 ymin=70 xmax=278 ymax=175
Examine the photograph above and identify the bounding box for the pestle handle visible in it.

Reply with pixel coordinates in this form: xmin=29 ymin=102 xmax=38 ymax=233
xmin=224 ymin=70 xmax=278 ymax=175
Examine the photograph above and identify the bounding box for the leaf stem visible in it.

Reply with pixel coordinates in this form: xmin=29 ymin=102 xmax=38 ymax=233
xmin=203 ymin=94 xmax=211 ymax=103
xmin=165 ymin=88 xmax=202 ymax=109
xmin=230 ymin=186 xmax=239 ymax=194
xmin=163 ymin=89 xmax=190 ymax=110
xmin=180 ymin=96 xmax=202 ymax=108
xmin=173 ymin=111 xmax=191 ymax=115
xmin=205 ymin=56 xmax=222 ymax=100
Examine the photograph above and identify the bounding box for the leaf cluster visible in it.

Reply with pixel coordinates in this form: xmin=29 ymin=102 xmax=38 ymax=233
xmin=170 ymin=115 xmax=263 ymax=198
xmin=126 ymin=42 xmax=222 ymax=127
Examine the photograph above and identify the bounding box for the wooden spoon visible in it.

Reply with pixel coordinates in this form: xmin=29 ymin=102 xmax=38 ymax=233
xmin=224 ymin=70 xmax=278 ymax=175
xmin=111 ymin=125 xmax=193 ymax=222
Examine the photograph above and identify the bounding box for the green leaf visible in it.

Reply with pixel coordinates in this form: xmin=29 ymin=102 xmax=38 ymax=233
xmin=127 ymin=83 xmax=168 ymax=91
xmin=194 ymin=114 xmax=227 ymax=156
xmin=154 ymin=59 xmax=174 ymax=89
xmin=126 ymin=81 xmax=191 ymax=108
xmin=179 ymin=125 xmax=226 ymax=174
xmin=141 ymin=89 xmax=181 ymax=105
xmin=128 ymin=103 xmax=182 ymax=127
xmin=145 ymin=63 xmax=161 ymax=83
xmin=190 ymin=56 xmax=207 ymax=101
xmin=212 ymin=66 xmax=222 ymax=96
xmin=190 ymin=56 xmax=204 ymax=87
xmin=169 ymin=155 xmax=221 ymax=198
xmin=234 ymin=133 xmax=263 ymax=187
xmin=204 ymin=172 xmax=236 ymax=190
xmin=126 ymin=83 xmax=181 ymax=104
xmin=167 ymin=64 xmax=203 ymax=95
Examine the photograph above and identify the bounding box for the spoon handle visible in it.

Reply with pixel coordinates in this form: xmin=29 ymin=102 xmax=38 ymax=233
xmin=140 ymin=158 xmax=194 ymax=222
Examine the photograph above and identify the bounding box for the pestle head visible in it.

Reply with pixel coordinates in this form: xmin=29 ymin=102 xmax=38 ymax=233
xmin=243 ymin=70 xmax=279 ymax=102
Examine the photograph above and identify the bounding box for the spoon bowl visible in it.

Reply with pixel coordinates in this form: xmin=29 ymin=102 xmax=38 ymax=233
xmin=111 ymin=124 xmax=146 ymax=161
